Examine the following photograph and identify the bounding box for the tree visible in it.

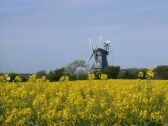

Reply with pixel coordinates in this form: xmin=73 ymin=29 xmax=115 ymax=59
xmin=64 ymin=60 xmax=86 ymax=74
xmin=154 ymin=65 xmax=168 ymax=79
xmin=36 ymin=70 xmax=47 ymax=78
xmin=19 ymin=74 xmax=28 ymax=82
xmin=73 ymin=70 xmax=88 ymax=80
xmin=101 ymin=66 xmax=120 ymax=79
xmin=47 ymin=68 xmax=65 ymax=82
xmin=9 ymin=73 xmax=17 ymax=82
xmin=118 ymin=68 xmax=139 ymax=79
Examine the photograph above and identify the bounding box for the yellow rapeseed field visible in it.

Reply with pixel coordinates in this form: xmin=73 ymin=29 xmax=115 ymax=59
xmin=1 ymin=79 xmax=168 ymax=125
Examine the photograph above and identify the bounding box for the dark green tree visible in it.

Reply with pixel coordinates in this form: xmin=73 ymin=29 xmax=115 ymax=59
xmin=19 ymin=74 xmax=28 ymax=82
xmin=154 ymin=65 xmax=168 ymax=79
xmin=118 ymin=68 xmax=139 ymax=79
xmin=36 ymin=70 xmax=47 ymax=78
xmin=47 ymin=68 xmax=65 ymax=82
xmin=100 ymin=66 xmax=120 ymax=79
xmin=8 ymin=73 xmax=17 ymax=82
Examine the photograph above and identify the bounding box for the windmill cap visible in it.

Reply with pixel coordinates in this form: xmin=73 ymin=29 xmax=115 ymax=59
xmin=104 ymin=40 xmax=111 ymax=44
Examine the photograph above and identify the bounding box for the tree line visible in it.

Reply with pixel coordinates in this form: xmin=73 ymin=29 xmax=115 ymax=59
xmin=1 ymin=60 xmax=168 ymax=82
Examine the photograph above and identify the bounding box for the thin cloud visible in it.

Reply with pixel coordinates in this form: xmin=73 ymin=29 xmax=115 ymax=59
xmin=133 ymin=6 xmax=159 ymax=13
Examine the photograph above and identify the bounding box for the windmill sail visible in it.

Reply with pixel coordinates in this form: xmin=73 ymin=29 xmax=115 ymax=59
xmin=86 ymin=53 xmax=94 ymax=65
xmin=86 ymin=37 xmax=111 ymax=70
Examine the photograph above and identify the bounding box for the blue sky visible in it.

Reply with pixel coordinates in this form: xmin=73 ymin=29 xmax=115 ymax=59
xmin=0 ymin=0 xmax=168 ymax=73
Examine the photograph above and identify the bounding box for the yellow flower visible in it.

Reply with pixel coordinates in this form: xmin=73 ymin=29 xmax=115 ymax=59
xmin=100 ymin=74 xmax=108 ymax=80
xmin=59 ymin=75 xmax=69 ymax=82
xmin=139 ymin=110 xmax=147 ymax=119
xmin=14 ymin=75 xmax=22 ymax=82
xmin=88 ymin=72 xmax=95 ymax=80
xmin=138 ymin=71 xmax=144 ymax=78
xmin=146 ymin=68 xmax=154 ymax=79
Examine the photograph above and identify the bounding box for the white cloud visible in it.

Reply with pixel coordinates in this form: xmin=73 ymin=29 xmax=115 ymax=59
xmin=133 ymin=6 xmax=159 ymax=13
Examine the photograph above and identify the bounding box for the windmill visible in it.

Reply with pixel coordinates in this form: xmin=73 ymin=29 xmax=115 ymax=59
xmin=86 ymin=37 xmax=111 ymax=70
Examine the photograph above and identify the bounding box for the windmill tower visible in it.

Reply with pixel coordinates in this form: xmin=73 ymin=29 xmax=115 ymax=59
xmin=86 ymin=37 xmax=111 ymax=70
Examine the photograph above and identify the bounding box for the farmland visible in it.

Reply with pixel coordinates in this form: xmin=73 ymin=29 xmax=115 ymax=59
xmin=1 ymin=79 xmax=168 ymax=125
